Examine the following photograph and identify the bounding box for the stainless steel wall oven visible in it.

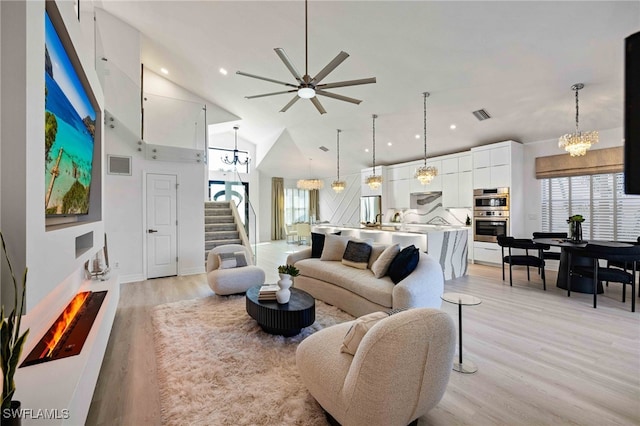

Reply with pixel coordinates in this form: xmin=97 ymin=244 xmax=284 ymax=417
xmin=474 ymin=188 xmax=510 ymax=242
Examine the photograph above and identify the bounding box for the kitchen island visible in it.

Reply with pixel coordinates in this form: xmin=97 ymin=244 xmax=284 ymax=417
xmin=312 ymin=224 xmax=469 ymax=280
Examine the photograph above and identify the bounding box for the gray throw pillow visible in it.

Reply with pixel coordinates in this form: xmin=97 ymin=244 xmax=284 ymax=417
xmin=371 ymin=244 xmax=400 ymax=278
xmin=320 ymin=235 xmax=351 ymax=261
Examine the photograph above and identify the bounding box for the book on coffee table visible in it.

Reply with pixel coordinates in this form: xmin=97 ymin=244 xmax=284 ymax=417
xmin=258 ymin=284 xmax=279 ymax=301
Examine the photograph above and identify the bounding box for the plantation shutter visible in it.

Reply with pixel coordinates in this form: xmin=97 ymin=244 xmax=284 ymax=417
xmin=616 ymin=173 xmax=640 ymax=241
xmin=590 ymin=174 xmax=615 ymax=241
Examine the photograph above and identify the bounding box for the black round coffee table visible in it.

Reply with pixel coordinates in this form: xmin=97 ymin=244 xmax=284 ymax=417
xmin=246 ymin=286 xmax=316 ymax=336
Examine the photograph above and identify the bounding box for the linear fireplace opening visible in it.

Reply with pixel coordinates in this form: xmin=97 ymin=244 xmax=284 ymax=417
xmin=20 ymin=291 xmax=107 ymax=368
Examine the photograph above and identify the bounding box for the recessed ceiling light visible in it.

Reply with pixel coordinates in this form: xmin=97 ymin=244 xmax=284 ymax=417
xmin=387 ymin=142 xmax=392 ymax=146
xmin=219 ymin=68 xmax=228 ymax=75
xmin=415 ymin=134 xmax=420 ymax=139
xmin=160 ymin=68 xmax=169 ymax=75
xmin=450 ymin=124 xmax=457 ymax=130
xmin=365 ymin=148 xmax=369 ymax=153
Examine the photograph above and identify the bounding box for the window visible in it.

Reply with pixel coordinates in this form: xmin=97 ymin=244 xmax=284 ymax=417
xmin=208 ymin=147 xmax=250 ymax=173
xmin=541 ymin=172 xmax=640 ymax=241
xmin=285 ymin=188 xmax=309 ymax=224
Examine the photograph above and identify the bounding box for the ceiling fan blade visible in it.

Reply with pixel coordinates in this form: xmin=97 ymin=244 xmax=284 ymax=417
xmin=317 ymin=77 xmax=377 ymax=90
xmin=316 ymin=90 xmax=362 ymax=105
xmin=245 ymin=90 xmax=297 ymax=99
xmin=311 ymin=51 xmax=349 ymax=85
xmin=274 ymin=48 xmax=304 ymax=84
xmin=280 ymin=96 xmax=301 ymax=113
xmin=236 ymin=71 xmax=298 ymax=88
xmin=310 ymin=97 xmax=327 ymax=115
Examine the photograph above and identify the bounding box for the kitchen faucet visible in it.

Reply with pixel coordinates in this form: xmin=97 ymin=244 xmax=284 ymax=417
xmin=375 ymin=213 xmax=383 ymax=226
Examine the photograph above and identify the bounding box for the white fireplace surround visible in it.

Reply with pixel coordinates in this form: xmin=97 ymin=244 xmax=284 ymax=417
xmin=14 ymin=274 xmax=119 ymax=425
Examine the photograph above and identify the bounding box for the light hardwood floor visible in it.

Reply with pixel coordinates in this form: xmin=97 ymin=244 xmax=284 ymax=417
xmin=86 ymin=241 xmax=640 ymax=425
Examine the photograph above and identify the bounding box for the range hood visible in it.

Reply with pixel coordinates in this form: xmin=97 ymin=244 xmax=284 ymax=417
xmin=410 ymin=191 xmax=442 ymax=210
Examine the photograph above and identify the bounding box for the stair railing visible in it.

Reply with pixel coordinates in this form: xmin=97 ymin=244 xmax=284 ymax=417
xmin=228 ymin=200 xmax=255 ymax=263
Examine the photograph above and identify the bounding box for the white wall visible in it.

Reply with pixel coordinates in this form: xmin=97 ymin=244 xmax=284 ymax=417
xmin=97 ymin=8 xmax=208 ymax=282
xmin=1 ymin=0 xmax=105 ymax=312
xmin=522 ymin=127 xmax=624 ymax=238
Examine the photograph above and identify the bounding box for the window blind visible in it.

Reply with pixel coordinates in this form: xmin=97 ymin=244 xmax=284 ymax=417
xmin=541 ymin=172 xmax=640 ymax=241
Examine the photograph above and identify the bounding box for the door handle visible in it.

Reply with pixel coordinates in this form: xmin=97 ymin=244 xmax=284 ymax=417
xmin=148 ymin=229 xmax=158 ymax=233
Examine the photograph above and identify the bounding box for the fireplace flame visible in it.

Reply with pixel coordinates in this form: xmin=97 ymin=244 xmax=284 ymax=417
xmin=44 ymin=292 xmax=89 ymax=358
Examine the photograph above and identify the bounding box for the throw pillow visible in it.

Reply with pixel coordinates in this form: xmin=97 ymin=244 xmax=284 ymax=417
xmin=320 ymin=234 xmax=351 ymax=261
xmin=234 ymin=251 xmax=248 ymax=267
xmin=341 ymin=240 xmax=373 ymax=269
xmin=367 ymin=243 xmax=387 ymax=269
xmin=387 ymin=245 xmax=420 ymax=284
xmin=340 ymin=311 xmax=389 ymax=355
xmin=217 ymin=252 xmax=237 ymax=269
xmin=371 ymin=243 xmax=400 ymax=278
xmin=311 ymin=231 xmax=341 ymax=258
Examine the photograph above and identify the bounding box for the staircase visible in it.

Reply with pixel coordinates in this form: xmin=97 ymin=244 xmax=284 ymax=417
xmin=204 ymin=201 xmax=241 ymax=260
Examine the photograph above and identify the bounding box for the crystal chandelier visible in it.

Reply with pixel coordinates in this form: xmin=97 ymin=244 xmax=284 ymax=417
xmin=222 ymin=126 xmax=250 ymax=166
xmin=415 ymin=92 xmax=438 ymax=185
xmin=558 ymin=83 xmax=598 ymax=157
xmin=296 ymin=179 xmax=324 ymax=190
xmin=366 ymin=114 xmax=383 ymax=190
xmin=331 ymin=129 xmax=346 ymax=193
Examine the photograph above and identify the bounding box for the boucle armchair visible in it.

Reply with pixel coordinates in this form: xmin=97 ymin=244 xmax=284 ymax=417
xmin=296 ymin=308 xmax=456 ymax=426
xmin=206 ymin=244 xmax=265 ymax=295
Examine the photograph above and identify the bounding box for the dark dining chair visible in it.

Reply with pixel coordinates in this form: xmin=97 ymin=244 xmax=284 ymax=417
xmin=532 ymin=232 xmax=568 ymax=261
xmin=497 ymin=235 xmax=549 ymax=290
xmin=566 ymin=243 xmax=640 ymax=312
xmin=605 ymin=237 xmax=640 ymax=292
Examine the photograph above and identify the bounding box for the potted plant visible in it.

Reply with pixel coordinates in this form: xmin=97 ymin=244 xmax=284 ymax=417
xmin=567 ymin=215 xmax=585 ymax=243
xmin=277 ymin=264 xmax=300 ymax=278
xmin=276 ymin=265 xmax=299 ymax=304
xmin=1 ymin=232 xmax=29 ymax=425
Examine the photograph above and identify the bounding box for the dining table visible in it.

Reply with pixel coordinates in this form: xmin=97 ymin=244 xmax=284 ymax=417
xmin=532 ymin=238 xmax=634 ymax=294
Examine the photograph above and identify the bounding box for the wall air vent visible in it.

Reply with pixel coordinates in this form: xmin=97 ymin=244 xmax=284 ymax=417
xmin=472 ymin=109 xmax=491 ymax=121
xmin=319 ymin=146 xmax=329 ymax=152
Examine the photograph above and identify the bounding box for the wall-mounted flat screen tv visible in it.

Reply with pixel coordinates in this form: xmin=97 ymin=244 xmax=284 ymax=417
xmin=44 ymin=10 xmax=96 ymax=216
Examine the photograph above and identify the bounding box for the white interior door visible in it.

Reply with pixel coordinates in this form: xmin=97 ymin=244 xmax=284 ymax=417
xmin=146 ymin=173 xmax=178 ymax=278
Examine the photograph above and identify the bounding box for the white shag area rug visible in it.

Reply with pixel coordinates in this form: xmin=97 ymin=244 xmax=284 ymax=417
xmin=151 ymin=295 xmax=354 ymax=425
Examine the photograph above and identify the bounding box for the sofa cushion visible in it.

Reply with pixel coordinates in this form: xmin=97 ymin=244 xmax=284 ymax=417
xmin=218 ymin=252 xmax=238 ymax=269
xmin=320 ymin=235 xmax=351 ymax=261
xmin=367 ymin=243 xmax=388 ymax=269
xmin=311 ymin=231 xmax=341 ymax=258
xmin=296 ymin=259 xmax=394 ymax=307
xmin=388 ymin=245 xmax=420 ymax=284
xmin=342 ymin=240 xmax=372 ymax=269
xmin=234 ymin=251 xmax=248 ymax=267
xmin=340 ymin=311 xmax=388 ymax=355
xmin=371 ymin=244 xmax=400 ymax=278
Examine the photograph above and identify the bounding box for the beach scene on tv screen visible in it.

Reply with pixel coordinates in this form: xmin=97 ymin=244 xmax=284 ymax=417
xmin=44 ymin=12 xmax=96 ymax=216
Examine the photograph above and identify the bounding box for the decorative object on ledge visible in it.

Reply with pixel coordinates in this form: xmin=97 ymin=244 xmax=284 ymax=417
xmin=366 ymin=114 xmax=383 ymax=190
xmin=222 ymin=126 xmax=250 ymax=166
xmin=276 ymin=264 xmax=300 ymax=304
xmin=236 ymin=0 xmax=376 ymax=115
xmin=567 ymin=214 xmax=585 ymax=243
xmin=297 ymin=179 xmax=324 ymax=190
xmin=332 ymin=129 xmax=346 ymax=193
xmin=558 ymin=83 xmax=598 ymax=157
xmin=415 ymin=91 xmax=438 ymax=185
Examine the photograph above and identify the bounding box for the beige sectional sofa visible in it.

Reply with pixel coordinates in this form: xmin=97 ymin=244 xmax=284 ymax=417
xmin=286 ymin=245 xmax=445 ymax=317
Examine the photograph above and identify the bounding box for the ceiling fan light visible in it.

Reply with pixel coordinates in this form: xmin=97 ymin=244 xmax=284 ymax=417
xmin=298 ymin=87 xmax=316 ymax=99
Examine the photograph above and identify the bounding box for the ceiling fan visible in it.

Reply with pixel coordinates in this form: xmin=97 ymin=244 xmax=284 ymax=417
xmin=236 ymin=0 xmax=376 ymax=115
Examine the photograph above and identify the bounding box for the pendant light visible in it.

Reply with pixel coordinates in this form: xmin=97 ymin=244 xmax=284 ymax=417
xmin=222 ymin=126 xmax=250 ymax=166
xmin=331 ymin=129 xmax=346 ymax=193
xmin=365 ymin=114 xmax=382 ymax=190
xmin=558 ymin=83 xmax=598 ymax=157
xmin=415 ymin=92 xmax=438 ymax=185
xmin=296 ymin=178 xmax=324 ymax=190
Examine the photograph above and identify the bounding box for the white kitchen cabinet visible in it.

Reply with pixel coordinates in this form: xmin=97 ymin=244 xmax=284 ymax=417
xmin=473 ymin=149 xmax=491 ymax=169
xmin=459 ymin=154 xmax=472 ymax=172
xmin=471 ymin=141 xmax=521 ymax=190
xmin=473 ymin=167 xmax=491 ymax=189
xmin=490 ymin=164 xmax=511 ymax=188
xmin=441 ymin=157 xmax=459 ymax=174
xmin=389 ymin=179 xmax=411 ymax=208
xmin=473 ymin=241 xmax=502 ymax=264
xmin=387 ymin=164 xmax=413 ymax=181
xmin=442 ymin=173 xmax=459 ymax=208
xmin=490 ymin=146 xmax=510 ymax=166
xmin=459 ymin=170 xmax=473 ymax=207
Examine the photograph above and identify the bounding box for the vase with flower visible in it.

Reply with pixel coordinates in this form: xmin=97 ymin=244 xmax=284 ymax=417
xmin=567 ymin=215 xmax=585 ymax=243
xmin=276 ymin=264 xmax=300 ymax=304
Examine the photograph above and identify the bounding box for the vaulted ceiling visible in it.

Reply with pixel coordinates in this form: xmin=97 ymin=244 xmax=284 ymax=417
xmin=98 ymin=1 xmax=640 ymax=179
